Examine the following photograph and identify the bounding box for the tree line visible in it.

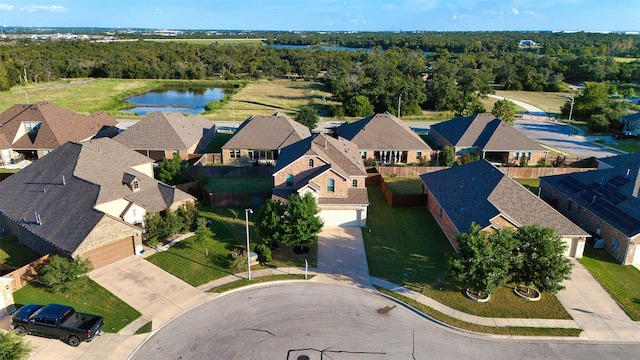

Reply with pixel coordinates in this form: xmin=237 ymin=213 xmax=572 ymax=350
xmin=1 ymin=33 xmax=639 ymax=121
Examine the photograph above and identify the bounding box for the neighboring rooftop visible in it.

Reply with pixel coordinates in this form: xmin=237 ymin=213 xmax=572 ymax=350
xmin=421 ymin=160 xmax=588 ymax=237
xmin=223 ymin=112 xmax=311 ymax=150
xmin=336 ymin=112 xmax=431 ymax=151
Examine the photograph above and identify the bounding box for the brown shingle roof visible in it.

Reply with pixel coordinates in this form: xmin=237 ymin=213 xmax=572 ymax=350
xmin=337 ymin=112 xmax=431 ymax=151
xmin=0 ymin=102 xmax=117 ymax=150
xmin=222 ymin=113 xmax=311 ymax=151
xmin=430 ymin=113 xmax=546 ymax=151
xmin=114 ymin=112 xmax=214 ymax=151
xmin=420 ymin=160 xmax=588 ymax=237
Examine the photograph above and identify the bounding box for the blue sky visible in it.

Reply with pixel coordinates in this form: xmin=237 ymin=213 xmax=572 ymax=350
xmin=0 ymin=0 xmax=636 ymax=32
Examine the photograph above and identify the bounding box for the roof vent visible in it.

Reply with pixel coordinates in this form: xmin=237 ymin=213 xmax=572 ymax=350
xmin=62 ymin=175 xmax=66 ymax=186
xmin=627 ymin=168 xmax=631 ymax=178
xmin=591 ymin=195 xmax=597 ymax=204
xmin=459 ymin=184 xmax=464 ymax=189
xmin=34 ymin=212 xmax=42 ymax=225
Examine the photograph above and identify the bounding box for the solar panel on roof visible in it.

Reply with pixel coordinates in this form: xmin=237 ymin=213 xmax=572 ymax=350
xmin=608 ymin=175 xmax=631 ymax=188
xmin=559 ymin=177 xmax=584 ymax=193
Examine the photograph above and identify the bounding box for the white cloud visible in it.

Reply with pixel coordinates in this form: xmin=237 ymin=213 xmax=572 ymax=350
xmin=511 ymin=7 xmax=520 ymax=15
xmin=20 ymin=5 xmax=67 ymax=13
xmin=0 ymin=4 xmax=15 ymax=11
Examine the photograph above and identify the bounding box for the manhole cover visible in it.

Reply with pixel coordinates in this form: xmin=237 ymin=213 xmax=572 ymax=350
xmin=297 ymin=356 xmax=310 ymax=360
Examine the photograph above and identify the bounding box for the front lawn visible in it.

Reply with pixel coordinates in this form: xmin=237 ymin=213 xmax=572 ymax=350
xmin=146 ymin=207 xmax=316 ymax=286
xmin=579 ymin=247 xmax=640 ymax=321
xmin=364 ymin=186 xmax=571 ymax=319
xmin=204 ymin=177 xmax=273 ymax=193
xmin=610 ymin=140 xmax=640 ymax=154
xmin=383 ymin=177 xmax=423 ymax=194
xmin=13 ymin=279 xmax=141 ymax=333
xmin=0 ymin=236 xmax=42 ymax=268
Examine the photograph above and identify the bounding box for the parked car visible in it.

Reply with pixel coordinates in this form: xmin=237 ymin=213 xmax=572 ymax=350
xmin=11 ymin=303 xmax=104 ymax=347
xmin=613 ymin=131 xmax=637 ymax=140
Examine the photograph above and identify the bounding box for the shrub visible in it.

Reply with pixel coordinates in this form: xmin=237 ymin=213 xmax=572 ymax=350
xmin=38 ymin=255 xmax=93 ymax=293
xmin=254 ymin=244 xmax=272 ymax=264
xmin=0 ymin=331 xmax=31 ymax=360
xmin=228 ymin=248 xmax=248 ymax=272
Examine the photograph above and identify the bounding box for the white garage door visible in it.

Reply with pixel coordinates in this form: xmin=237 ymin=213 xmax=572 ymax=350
xmin=320 ymin=209 xmax=361 ymax=227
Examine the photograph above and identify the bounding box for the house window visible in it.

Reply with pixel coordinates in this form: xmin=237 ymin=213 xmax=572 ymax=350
xmin=352 ymin=179 xmax=357 ymax=187
xmin=361 ymin=151 xmax=367 ymax=159
xmin=248 ymin=150 xmax=254 ymax=159
xmin=327 ymin=178 xmax=335 ymax=193
xmin=286 ymin=174 xmax=294 ymax=187
xmin=24 ymin=122 xmax=41 ymax=134
xmin=230 ymin=150 xmax=236 ymax=158
xmin=235 ymin=150 xmax=240 ymax=158
xmin=416 ymin=151 xmax=422 ymax=159
xmin=308 ymin=159 xmax=314 ymax=167
xmin=514 ymin=152 xmax=520 ymax=160
xmin=132 ymin=180 xmax=140 ymax=191
xmin=527 ymin=152 xmax=532 ymax=159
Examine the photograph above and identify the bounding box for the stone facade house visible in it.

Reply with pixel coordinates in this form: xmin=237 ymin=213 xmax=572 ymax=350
xmin=420 ymin=160 xmax=589 ymax=257
xmin=222 ymin=113 xmax=311 ymax=165
xmin=540 ymin=153 xmax=640 ymax=265
xmin=0 ymin=138 xmax=195 ymax=269
xmin=336 ymin=112 xmax=432 ymax=165
xmin=0 ymin=102 xmax=118 ymax=165
xmin=429 ymin=113 xmax=547 ymax=166
xmin=113 ymin=112 xmax=216 ymax=161
xmin=272 ymin=134 xmax=368 ymax=227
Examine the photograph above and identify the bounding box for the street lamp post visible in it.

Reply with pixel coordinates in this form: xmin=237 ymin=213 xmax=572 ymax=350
xmin=397 ymin=93 xmax=402 ymax=118
xmin=567 ymin=96 xmax=575 ymax=122
xmin=245 ymin=208 xmax=253 ymax=280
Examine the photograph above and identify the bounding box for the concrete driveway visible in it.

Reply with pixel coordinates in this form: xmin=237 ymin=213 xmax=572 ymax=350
xmin=89 ymin=256 xmax=210 ymax=334
xmin=316 ymin=226 xmax=371 ymax=289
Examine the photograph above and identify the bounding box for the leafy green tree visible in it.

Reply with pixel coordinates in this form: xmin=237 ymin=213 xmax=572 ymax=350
xmin=0 ymin=331 xmax=31 ymax=360
xmin=156 ymin=154 xmax=185 ymax=185
xmin=255 ymin=199 xmax=287 ymax=248
xmin=295 ymin=105 xmax=319 ymax=129
xmin=511 ymin=225 xmax=572 ymax=294
xmin=449 ymin=223 xmax=514 ymax=298
xmin=492 ymin=98 xmax=517 ymax=125
xmin=283 ymin=192 xmax=324 ymax=251
xmin=439 ymin=146 xmax=456 ymax=167
xmin=143 ymin=212 xmax=166 ymax=246
xmin=588 ymin=114 xmax=610 ymax=132
xmin=254 ymin=244 xmax=272 ymax=264
xmin=38 ymin=255 xmax=93 ymax=293
xmin=343 ymin=95 xmax=374 ymax=117
xmin=193 ymin=217 xmax=215 ymax=256
xmin=519 ymin=154 xmax=529 ymax=167
xmin=0 ymin=63 xmax=10 ymax=91
xmin=175 ymin=203 xmax=198 ymax=232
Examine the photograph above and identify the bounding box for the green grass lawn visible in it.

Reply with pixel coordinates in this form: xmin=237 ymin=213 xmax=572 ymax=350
xmin=209 ymin=274 xmax=310 ymax=293
xmin=610 ymin=140 xmax=640 ymax=154
xmin=204 ymin=177 xmax=273 ymax=193
xmin=515 ymin=178 xmax=540 ymax=194
xmin=205 ymin=132 xmax=232 ymax=153
xmin=146 ymin=207 xmax=316 ymax=286
xmin=13 ymin=279 xmax=141 ymax=333
xmin=364 ymin=186 xmax=571 ymax=319
xmin=579 ymin=247 xmax=640 ymax=321
xmin=0 ymin=237 xmax=42 ymax=268
xmin=383 ymin=177 xmax=423 ymax=194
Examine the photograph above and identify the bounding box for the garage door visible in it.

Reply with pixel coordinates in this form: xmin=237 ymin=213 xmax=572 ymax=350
xmin=82 ymin=236 xmax=135 ymax=269
xmin=320 ymin=209 xmax=361 ymax=227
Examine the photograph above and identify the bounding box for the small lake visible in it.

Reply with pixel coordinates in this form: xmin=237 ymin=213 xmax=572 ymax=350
xmin=122 ymin=87 xmax=225 ymax=115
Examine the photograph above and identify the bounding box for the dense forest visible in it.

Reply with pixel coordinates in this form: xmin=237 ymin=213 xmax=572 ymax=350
xmin=0 ymin=31 xmax=639 ymax=129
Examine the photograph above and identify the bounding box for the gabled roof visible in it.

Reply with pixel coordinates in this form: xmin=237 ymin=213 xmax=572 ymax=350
xmin=542 ymin=154 xmax=640 ymax=237
xmin=114 ymin=112 xmax=214 ymax=151
xmin=222 ymin=112 xmax=311 ymax=150
xmin=420 ymin=160 xmax=588 ymax=237
xmin=0 ymin=138 xmax=194 ymax=254
xmin=620 ymin=112 xmax=640 ymax=124
xmin=337 ymin=112 xmax=431 ymax=151
xmin=0 ymin=102 xmax=117 ymax=150
xmin=430 ymin=113 xmax=546 ymax=151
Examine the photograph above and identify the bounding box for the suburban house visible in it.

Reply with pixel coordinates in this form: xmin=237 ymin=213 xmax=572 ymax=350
xmin=429 ymin=113 xmax=548 ymax=166
xmin=336 ymin=112 xmax=432 ymax=165
xmin=113 ymin=112 xmax=216 ymax=161
xmin=420 ymin=160 xmax=589 ymax=258
xmin=222 ymin=112 xmax=311 ymax=165
xmin=0 ymin=138 xmax=195 ymax=269
xmin=0 ymin=102 xmax=118 ymax=165
xmin=540 ymin=153 xmax=640 ymax=265
xmin=272 ymin=133 xmax=368 ymax=227
xmin=620 ymin=112 xmax=640 ymax=133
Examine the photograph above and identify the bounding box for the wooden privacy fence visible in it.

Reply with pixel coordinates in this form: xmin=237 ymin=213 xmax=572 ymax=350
xmin=204 ymin=192 xmax=273 ymax=207
xmin=188 ymin=165 xmax=273 ymax=178
xmin=377 ymin=173 xmax=427 ymax=208
xmin=375 ymin=166 xmax=595 ymax=179
xmin=4 ymin=254 xmax=49 ymax=292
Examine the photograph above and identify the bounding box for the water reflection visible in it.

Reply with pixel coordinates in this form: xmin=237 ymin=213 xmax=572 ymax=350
xmin=122 ymin=87 xmax=225 ymax=115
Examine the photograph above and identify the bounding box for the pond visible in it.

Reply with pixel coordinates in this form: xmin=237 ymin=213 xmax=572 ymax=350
xmin=122 ymin=87 xmax=225 ymax=115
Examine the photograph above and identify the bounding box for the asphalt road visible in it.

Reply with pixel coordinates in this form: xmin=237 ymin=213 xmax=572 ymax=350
xmin=130 ymin=282 xmax=640 ymax=360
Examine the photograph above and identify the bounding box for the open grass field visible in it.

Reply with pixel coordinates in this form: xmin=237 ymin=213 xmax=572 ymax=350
xmin=613 ymin=57 xmax=640 ymax=63
xmin=0 ymin=236 xmax=42 ymax=268
xmin=204 ymin=176 xmax=273 ymax=193
xmin=205 ymin=132 xmax=232 ymax=153
xmin=13 ymin=279 xmax=141 ymax=333
xmin=364 ymin=186 xmax=572 ymax=319
xmin=494 ymin=90 xmax=574 ymax=115
xmin=205 ymin=79 xmax=341 ymax=121
xmin=579 ymin=247 xmax=640 ymax=321
xmin=146 ymin=206 xmax=316 ymax=286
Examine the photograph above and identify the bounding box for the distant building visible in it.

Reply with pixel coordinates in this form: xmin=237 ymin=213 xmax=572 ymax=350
xmin=519 ymin=40 xmax=536 ymax=47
